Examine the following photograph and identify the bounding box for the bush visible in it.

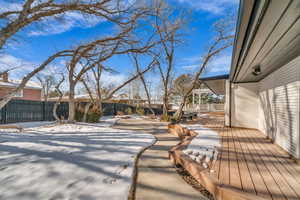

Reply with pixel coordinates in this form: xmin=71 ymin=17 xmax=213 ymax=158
xmin=136 ymin=107 xmax=145 ymax=115
xmin=116 ymin=111 xmax=125 ymax=115
xmin=86 ymin=112 xmax=101 ymax=123
xmin=75 ymin=103 xmax=102 ymax=123
xmin=125 ymin=107 xmax=133 ymax=115
xmin=161 ymin=114 xmax=172 ymax=122
xmin=75 ymin=110 xmax=84 ymax=121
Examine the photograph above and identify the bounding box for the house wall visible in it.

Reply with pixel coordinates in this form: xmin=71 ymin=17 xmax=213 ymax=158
xmin=258 ymin=56 xmax=300 ymax=158
xmin=226 ymin=55 xmax=300 ymax=158
xmin=229 ymin=82 xmax=260 ymax=129
xmin=224 ymin=80 xmax=230 ymax=126
xmin=0 ymin=87 xmax=41 ymax=101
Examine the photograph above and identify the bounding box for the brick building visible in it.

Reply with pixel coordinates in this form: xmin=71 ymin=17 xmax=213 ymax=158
xmin=0 ymin=72 xmax=42 ymax=101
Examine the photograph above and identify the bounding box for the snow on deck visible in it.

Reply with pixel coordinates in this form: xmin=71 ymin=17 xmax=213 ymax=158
xmin=181 ymin=124 xmax=220 ymax=168
xmin=0 ymin=123 xmax=155 ymax=200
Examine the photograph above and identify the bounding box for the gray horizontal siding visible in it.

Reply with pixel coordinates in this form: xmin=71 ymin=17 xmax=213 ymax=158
xmin=259 ymin=55 xmax=300 ymax=158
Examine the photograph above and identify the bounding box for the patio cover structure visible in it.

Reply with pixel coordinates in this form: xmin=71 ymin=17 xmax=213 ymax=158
xmin=200 ymin=74 xmax=229 ymax=96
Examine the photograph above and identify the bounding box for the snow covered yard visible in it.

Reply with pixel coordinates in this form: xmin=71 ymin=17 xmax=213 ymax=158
xmin=0 ymin=123 xmax=155 ymax=200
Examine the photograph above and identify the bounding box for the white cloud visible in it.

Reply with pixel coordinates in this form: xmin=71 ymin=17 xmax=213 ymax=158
xmin=0 ymin=54 xmax=36 ymax=79
xmin=0 ymin=1 xmax=106 ymax=36
xmin=100 ymin=71 xmax=127 ymax=87
xmin=0 ymin=54 xmax=65 ymax=81
xmin=180 ymin=54 xmax=202 ymax=71
xmin=176 ymin=0 xmax=239 ymax=15
xmin=28 ymin=12 xmax=103 ymax=36
xmin=182 ymin=55 xmax=201 ymax=64
xmin=0 ymin=1 xmax=103 ymax=36
xmin=180 ymin=54 xmax=231 ymax=75
xmin=204 ymin=54 xmax=231 ymax=74
xmin=182 ymin=64 xmax=198 ymax=71
xmin=0 ymin=1 xmax=22 ymax=13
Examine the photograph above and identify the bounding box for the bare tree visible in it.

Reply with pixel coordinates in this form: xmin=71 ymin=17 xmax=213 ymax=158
xmin=36 ymin=74 xmax=56 ymax=102
xmin=0 ymin=0 xmax=156 ymax=110
xmin=131 ymin=53 xmax=157 ymax=115
xmin=79 ymin=62 xmax=155 ymax=122
xmin=174 ymin=18 xmax=235 ymax=121
xmin=53 ymin=74 xmax=65 ymax=121
xmin=151 ymin=0 xmax=185 ymax=119
xmin=65 ymin=7 xmax=161 ymax=121
xmin=173 ymin=74 xmax=193 ymax=98
xmin=0 ymin=0 xmax=137 ymax=49
xmin=66 ymin=38 xmax=157 ymax=121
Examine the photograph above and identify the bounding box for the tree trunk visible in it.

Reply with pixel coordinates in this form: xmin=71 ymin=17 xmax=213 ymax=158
xmin=162 ymin=94 xmax=169 ymax=120
xmin=0 ymin=36 xmax=5 ymax=50
xmin=68 ymin=83 xmax=76 ymax=122
xmin=83 ymin=102 xmax=92 ymax=122
xmin=96 ymin=100 xmax=103 ymax=121
xmin=0 ymin=91 xmax=17 ymax=109
xmin=174 ymin=92 xmax=191 ymax=122
xmin=98 ymin=100 xmax=103 ymax=117
xmin=174 ymin=100 xmax=186 ymax=122
xmin=0 ymin=23 xmax=18 ymax=50
xmin=140 ymin=76 xmax=155 ymax=115
xmin=53 ymin=102 xmax=60 ymax=121
xmin=145 ymin=93 xmax=155 ymax=115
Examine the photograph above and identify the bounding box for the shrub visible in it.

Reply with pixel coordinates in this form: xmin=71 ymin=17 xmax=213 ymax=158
xmin=136 ymin=107 xmax=145 ymax=115
xmin=75 ymin=110 xmax=84 ymax=121
xmin=86 ymin=112 xmax=101 ymax=123
xmin=116 ymin=111 xmax=125 ymax=115
xmin=75 ymin=103 xmax=102 ymax=123
xmin=161 ymin=114 xmax=171 ymax=122
xmin=125 ymin=107 xmax=133 ymax=115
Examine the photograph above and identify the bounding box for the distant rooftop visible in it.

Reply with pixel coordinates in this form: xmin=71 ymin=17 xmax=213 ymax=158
xmin=0 ymin=80 xmax=42 ymax=90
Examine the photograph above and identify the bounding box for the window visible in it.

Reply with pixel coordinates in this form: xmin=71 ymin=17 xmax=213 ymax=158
xmin=12 ymin=89 xmax=23 ymax=97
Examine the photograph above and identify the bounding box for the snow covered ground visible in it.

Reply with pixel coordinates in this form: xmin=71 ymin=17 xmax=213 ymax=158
xmin=0 ymin=122 xmax=155 ymax=200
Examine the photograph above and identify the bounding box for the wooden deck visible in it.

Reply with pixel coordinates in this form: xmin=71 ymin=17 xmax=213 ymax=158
xmin=195 ymin=113 xmax=300 ymax=200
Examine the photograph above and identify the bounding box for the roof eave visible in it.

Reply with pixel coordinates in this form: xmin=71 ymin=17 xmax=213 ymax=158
xmin=229 ymin=0 xmax=257 ymax=82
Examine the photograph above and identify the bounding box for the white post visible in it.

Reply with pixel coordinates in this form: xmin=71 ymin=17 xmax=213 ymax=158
xmin=199 ymin=91 xmax=202 ymax=112
xmin=192 ymin=90 xmax=194 ymax=109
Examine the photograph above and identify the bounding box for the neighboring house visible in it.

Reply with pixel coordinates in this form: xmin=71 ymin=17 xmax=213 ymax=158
xmin=225 ymin=0 xmax=300 ymax=159
xmin=0 ymin=72 xmax=42 ymax=101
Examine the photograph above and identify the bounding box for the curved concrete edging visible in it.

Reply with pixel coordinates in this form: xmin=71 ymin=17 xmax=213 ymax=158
xmin=128 ymin=136 xmax=157 ymax=200
xmin=114 ymin=118 xmax=207 ymax=200
xmin=168 ymin=124 xmax=267 ymax=200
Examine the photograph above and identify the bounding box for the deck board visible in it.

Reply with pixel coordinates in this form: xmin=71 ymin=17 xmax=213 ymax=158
xmin=228 ymin=128 xmax=242 ymax=189
xmin=230 ymin=128 xmax=255 ymax=194
xmin=236 ymin=128 xmax=272 ymax=200
xmin=219 ymin=127 xmax=230 ymax=185
xmin=191 ymin=113 xmax=300 ymax=200
xmin=248 ymin=129 xmax=300 ymax=199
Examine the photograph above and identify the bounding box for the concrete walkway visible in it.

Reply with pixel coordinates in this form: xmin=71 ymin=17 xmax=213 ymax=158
xmin=113 ymin=118 xmax=208 ymax=200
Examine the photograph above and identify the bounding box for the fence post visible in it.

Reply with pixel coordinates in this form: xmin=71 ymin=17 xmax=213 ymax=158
xmin=113 ymin=103 xmax=117 ymax=115
xmin=1 ymin=105 xmax=7 ymax=124
xmin=42 ymin=101 xmax=45 ymax=121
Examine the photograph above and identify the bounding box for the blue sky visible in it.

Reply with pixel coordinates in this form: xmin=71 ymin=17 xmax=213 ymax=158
xmin=0 ymin=0 xmax=239 ymax=85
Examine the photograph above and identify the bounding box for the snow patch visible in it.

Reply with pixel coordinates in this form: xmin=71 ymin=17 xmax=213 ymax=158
xmin=0 ymin=123 xmax=155 ymax=200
